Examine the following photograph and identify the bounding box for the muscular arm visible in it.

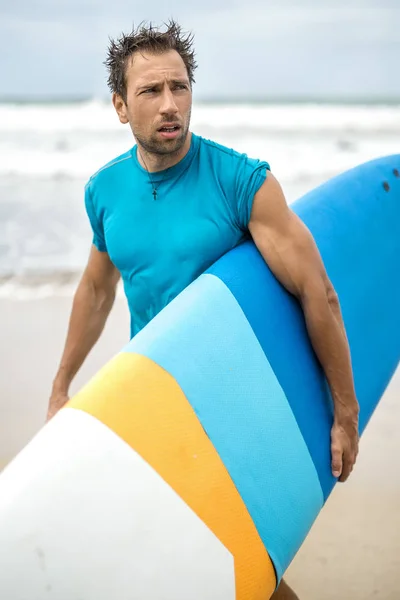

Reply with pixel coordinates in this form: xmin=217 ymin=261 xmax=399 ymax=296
xmin=48 ymin=246 xmax=120 ymax=419
xmin=248 ymin=173 xmax=359 ymax=482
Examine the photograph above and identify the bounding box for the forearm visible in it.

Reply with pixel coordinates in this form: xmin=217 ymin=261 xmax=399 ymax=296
xmin=300 ymin=287 xmax=359 ymax=419
xmin=52 ymin=276 xmax=116 ymax=394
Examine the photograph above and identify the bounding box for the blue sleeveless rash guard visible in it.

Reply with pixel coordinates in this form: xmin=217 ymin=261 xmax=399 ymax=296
xmin=85 ymin=132 xmax=270 ymax=338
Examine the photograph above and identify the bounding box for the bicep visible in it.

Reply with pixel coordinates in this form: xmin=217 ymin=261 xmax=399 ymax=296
xmin=248 ymin=175 xmax=330 ymax=299
xmin=84 ymin=245 xmax=120 ymax=292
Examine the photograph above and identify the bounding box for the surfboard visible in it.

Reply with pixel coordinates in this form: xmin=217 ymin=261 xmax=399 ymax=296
xmin=0 ymin=155 xmax=399 ymax=600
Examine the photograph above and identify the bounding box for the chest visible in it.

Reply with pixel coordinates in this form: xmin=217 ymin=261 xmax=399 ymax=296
xmin=102 ymin=185 xmax=244 ymax=278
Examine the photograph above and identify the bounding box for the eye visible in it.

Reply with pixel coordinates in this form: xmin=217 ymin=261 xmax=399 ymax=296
xmin=142 ymin=88 xmax=156 ymax=94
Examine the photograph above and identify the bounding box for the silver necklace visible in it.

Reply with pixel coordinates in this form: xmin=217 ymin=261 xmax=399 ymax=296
xmin=138 ymin=149 xmax=160 ymax=200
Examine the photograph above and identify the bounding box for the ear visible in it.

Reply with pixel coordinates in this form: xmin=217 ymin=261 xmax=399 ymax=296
xmin=112 ymin=93 xmax=129 ymax=124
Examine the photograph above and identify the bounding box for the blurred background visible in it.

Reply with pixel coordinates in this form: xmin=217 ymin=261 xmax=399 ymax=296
xmin=0 ymin=2 xmax=399 ymax=598
xmin=0 ymin=0 xmax=399 ymax=283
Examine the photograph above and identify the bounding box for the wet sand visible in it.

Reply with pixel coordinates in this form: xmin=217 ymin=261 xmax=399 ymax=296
xmin=0 ymin=295 xmax=399 ymax=598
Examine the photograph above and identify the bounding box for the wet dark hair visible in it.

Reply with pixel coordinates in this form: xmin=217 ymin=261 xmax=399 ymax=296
xmin=105 ymin=19 xmax=197 ymax=102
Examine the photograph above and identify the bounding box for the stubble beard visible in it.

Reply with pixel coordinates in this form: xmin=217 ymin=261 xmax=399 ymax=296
xmin=134 ymin=110 xmax=191 ymax=160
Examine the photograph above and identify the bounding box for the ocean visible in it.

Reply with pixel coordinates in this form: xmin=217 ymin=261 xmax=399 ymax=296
xmin=1 ymin=98 xmax=399 ymax=298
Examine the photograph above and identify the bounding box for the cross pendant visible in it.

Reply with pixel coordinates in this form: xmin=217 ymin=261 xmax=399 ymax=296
xmin=152 ymin=189 xmax=157 ymax=200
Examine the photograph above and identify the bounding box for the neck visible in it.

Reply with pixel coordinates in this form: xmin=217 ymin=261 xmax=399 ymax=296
xmin=137 ymin=132 xmax=192 ymax=172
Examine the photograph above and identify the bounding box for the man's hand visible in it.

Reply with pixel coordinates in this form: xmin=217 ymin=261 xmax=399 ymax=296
xmin=47 ymin=389 xmax=69 ymax=422
xmin=330 ymin=407 xmax=359 ymax=481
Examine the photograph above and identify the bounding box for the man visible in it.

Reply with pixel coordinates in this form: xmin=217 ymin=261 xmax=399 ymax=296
xmin=48 ymin=20 xmax=359 ymax=599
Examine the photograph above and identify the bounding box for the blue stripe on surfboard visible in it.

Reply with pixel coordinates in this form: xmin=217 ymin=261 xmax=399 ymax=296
xmin=207 ymin=241 xmax=336 ymax=501
xmin=123 ymin=273 xmax=324 ymax=581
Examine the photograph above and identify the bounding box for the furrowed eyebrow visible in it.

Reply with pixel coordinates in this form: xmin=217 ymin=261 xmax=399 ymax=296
xmin=137 ymin=79 xmax=189 ymax=91
xmin=170 ymin=79 xmax=189 ymax=86
xmin=137 ymin=81 xmax=160 ymax=91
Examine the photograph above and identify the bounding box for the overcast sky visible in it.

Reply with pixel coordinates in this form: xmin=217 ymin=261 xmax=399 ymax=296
xmin=1 ymin=0 xmax=399 ymax=100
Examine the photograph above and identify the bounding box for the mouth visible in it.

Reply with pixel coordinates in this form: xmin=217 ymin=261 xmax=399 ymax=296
xmin=157 ymin=124 xmax=181 ymax=139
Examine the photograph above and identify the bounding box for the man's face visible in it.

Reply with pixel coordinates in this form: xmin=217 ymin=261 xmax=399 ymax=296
xmin=114 ymin=50 xmax=192 ymax=156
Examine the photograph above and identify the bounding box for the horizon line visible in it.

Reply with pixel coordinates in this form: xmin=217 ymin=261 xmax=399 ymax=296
xmin=1 ymin=94 xmax=400 ymax=106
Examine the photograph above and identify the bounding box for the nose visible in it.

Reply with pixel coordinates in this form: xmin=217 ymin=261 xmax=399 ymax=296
xmin=159 ymin=87 xmax=178 ymax=117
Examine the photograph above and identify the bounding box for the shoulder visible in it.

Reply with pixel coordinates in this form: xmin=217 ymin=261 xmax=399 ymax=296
xmin=195 ymin=135 xmax=271 ymax=230
xmin=196 ymin=135 xmax=271 ymax=204
xmin=86 ymin=148 xmax=133 ymax=191
xmin=198 ymin=135 xmax=270 ymax=171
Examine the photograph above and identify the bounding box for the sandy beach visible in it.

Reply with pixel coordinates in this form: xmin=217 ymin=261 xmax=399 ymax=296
xmin=0 ymin=293 xmax=399 ymax=599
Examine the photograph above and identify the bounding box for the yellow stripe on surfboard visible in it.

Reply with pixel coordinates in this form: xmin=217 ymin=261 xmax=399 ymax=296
xmin=67 ymin=352 xmax=277 ymax=599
